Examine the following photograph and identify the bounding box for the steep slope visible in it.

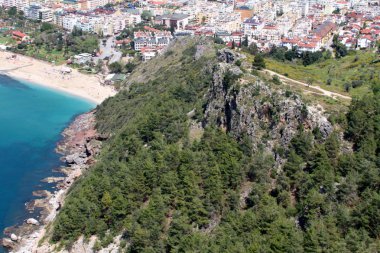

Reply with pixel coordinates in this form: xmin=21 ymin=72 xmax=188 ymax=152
xmin=48 ymin=38 xmax=380 ymax=252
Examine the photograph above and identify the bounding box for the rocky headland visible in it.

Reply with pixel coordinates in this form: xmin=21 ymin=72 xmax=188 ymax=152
xmin=1 ymin=40 xmax=339 ymax=252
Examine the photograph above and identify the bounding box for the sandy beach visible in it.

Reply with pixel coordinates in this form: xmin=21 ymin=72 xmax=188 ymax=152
xmin=0 ymin=51 xmax=116 ymax=104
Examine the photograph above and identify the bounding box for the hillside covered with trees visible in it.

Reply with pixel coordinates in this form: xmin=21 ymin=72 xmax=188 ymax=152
xmin=49 ymin=38 xmax=380 ymax=252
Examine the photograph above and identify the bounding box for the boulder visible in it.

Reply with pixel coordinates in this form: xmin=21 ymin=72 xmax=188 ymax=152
xmin=65 ymin=153 xmax=88 ymax=165
xmin=73 ymin=156 xmax=87 ymax=165
xmin=10 ymin=233 xmax=18 ymax=241
xmin=26 ymin=218 xmax=39 ymax=225
xmin=64 ymin=153 xmax=79 ymax=164
xmin=86 ymin=139 xmax=102 ymax=156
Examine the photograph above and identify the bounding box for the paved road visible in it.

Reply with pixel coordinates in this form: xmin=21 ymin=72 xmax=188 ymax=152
xmin=98 ymin=36 xmax=122 ymax=64
xmin=263 ymin=69 xmax=352 ymax=100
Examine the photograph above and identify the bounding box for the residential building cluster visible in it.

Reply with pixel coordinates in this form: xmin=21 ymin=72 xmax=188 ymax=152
xmin=133 ymin=28 xmax=172 ymax=60
xmin=1 ymin=0 xmax=380 ymax=61
xmin=339 ymin=11 xmax=380 ymax=49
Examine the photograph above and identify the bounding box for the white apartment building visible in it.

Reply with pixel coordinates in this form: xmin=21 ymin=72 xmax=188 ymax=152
xmin=87 ymin=0 xmax=110 ymax=10
xmin=1 ymin=0 xmax=29 ymax=11
xmin=57 ymin=11 xmax=140 ymax=35
xmin=61 ymin=15 xmax=78 ymax=30
xmin=243 ymin=17 xmax=264 ymax=37
xmin=53 ymin=11 xmax=64 ymax=26
xmin=39 ymin=7 xmax=53 ymax=21
xmin=25 ymin=3 xmax=53 ymax=22
xmin=127 ymin=13 xmax=142 ymax=26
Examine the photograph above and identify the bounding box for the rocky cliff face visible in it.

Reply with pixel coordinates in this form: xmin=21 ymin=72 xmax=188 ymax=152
xmin=204 ymin=49 xmax=333 ymax=165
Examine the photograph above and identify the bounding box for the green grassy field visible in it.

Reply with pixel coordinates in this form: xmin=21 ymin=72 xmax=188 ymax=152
xmin=23 ymin=47 xmax=67 ymax=64
xmin=265 ymin=51 xmax=379 ymax=97
xmin=0 ymin=35 xmax=16 ymax=45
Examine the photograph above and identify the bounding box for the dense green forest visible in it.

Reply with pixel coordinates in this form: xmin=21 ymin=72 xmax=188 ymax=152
xmin=51 ymin=39 xmax=380 ymax=252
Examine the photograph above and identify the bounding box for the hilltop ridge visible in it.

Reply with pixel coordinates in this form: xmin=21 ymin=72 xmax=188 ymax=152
xmin=14 ymin=37 xmax=380 ymax=252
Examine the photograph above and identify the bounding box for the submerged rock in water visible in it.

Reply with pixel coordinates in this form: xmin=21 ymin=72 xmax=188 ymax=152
xmin=41 ymin=177 xmax=65 ymax=183
xmin=32 ymin=190 xmax=52 ymax=198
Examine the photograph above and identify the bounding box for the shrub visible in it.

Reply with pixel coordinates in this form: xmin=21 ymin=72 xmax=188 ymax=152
xmin=344 ymin=82 xmax=351 ymax=92
xmin=351 ymin=80 xmax=363 ymax=88
xmin=247 ymin=42 xmax=258 ymax=55
xmin=214 ymin=36 xmax=224 ymax=45
xmin=108 ymin=62 xmax=122 ymax=73
xmin=285 ymin=90 xmax=292 ymax=97
xmin=164 ymin=50 xmax=174 ymax=57
xmin=272 ymin=75 xmax=281 ymax=85
xmin=251 ymin=69 xmax=259 ymax=76
xmin=252 ymin=54 xmax=265 ymax=70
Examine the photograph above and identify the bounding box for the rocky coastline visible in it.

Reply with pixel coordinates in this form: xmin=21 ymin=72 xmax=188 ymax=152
xmin=1 ymin=110 xmax=104 ymax=252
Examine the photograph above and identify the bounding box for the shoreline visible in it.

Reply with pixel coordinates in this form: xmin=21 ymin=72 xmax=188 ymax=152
xmin=0 ymin=51 xmax=114 ymax=252
xmin=0 ymin=51 xmax=117 ymax=105
xmin=1 ymin=111 xmax=104 ymax=252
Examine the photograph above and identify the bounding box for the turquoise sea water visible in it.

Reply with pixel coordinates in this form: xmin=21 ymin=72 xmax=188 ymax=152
xmin=0 ymin=74 xmax=94 ymax=252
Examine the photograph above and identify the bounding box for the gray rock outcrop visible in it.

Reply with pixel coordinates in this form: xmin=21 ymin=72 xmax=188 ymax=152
xmin=217 ymin=48 xmax=246 ymax=64
xmin=203 ymin=50 xmax=333 ymax=166
xmin=1 ymin=238 xmax=15 ymax=248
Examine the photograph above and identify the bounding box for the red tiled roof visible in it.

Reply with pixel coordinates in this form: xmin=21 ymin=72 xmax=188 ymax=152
xmin=12 ymin=30 xmax=27 ymax=38
xmin=185 ymin=25 xmax=199 ymax=30
xmin=312 ymin=21 xmax=336 ymax=38
xmin=231 ymin=31 xmax=243 ymax=36
xmin=297 ymin=41 xmax=317 ymax=48
xmin=149 ymin=0 xmax=165 ymax=5
xmin=144 ymin=26 xmax=160 ymax=32
xmin=226 ymin=41 xmax=241 ymax=47
xmin=281 ymin=37 xmax=299 ymax=44
xmin=345 ymin=38 xmax=357 ymax=43
xmin=140 ymin=45 xmax=164 ymax=53
xmin=360 ymin=35 xmax=374 ymax=41
xmin=194 ymin=30 xmax=214 ymax=36
xmin=115 ymin=39 xmax=131 ymax=45
xmin=347 ymin=12 xmax=364 ymax=19
xmin=360 ymin=28 xmax=372 ymax=34
xmin=263 ymin=26 xmax=277 ymax=30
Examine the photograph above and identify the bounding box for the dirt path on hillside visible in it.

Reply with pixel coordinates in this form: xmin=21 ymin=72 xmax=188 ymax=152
xmin=263 ymin=69 xmax=352 ymax=100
